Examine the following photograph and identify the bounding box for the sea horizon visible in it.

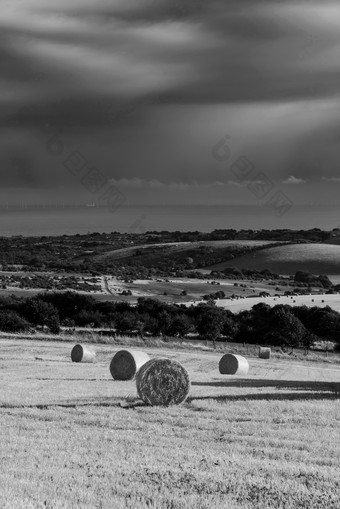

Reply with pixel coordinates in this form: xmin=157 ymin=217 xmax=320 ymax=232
xmin=0 ymin=204 xmax=340 ymax=237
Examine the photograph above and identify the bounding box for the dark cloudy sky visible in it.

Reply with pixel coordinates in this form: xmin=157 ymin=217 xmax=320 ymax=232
xmin=1 ymin=0 xmax=340 ymax=207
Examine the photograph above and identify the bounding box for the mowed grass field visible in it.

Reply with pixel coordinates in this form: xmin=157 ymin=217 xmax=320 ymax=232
xmin=207 ymin=243 xmax=340 ymax=275
xmin=0 ymin=339 xmax=339 ymax=508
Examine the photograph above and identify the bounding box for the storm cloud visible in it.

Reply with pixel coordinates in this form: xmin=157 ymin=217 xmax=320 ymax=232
xmin=1 ymin=0 xmax=340 ymax=206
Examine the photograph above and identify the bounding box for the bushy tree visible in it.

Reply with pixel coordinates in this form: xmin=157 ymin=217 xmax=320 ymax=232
xmin=247 ymin=303 xmax=272 ymax=343
xmin=114 ymin=311 xmax=138 ymax=334
xmin=295 ymin=305 xmax=340 ymax=342
xmin=136 ymin=298 xmax=169 ymax=318
xmin=264 ymin=306 xmax=306 ymax=347
xmin=234 ymin=305 xmax=269 ymax=344
xmin=195 ymin=304 xmax=226 ymax=347
xmin=167 ymin=314 xmax=192 ymax=338
xmin=73 ymin=310 xmax=106 ymax=328
xmin=39 ymin=291 xmax=95 ymax=321
xmin=157 ymin=310 xmax=172 ymax=335
xmin=0 ymin=310 xmax=30 ymax=332
xmin=141 ymin=315 xmax=160 ymax=336
xmin=221 ymin=309 xmax=239 ymax=339
xmin=318 ymin=275 xmax=333 ymax=289
xmin=23 ymin=297 xmax=60 ymax=333
xmin=294 ymin=271 xmax=315 ymax=284
xmin=294 ymin=271 xmax=333 ymax=289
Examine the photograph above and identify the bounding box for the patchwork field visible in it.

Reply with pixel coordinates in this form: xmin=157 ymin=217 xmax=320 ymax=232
xmin=207 ymin=292 xmax=340 ymax=314
xmin=207 ymin=243 xmax=340 ymax=275
xmin=101 ymin=276 xmax=291 ymax=304
xmin=0 ymin=338 xmax=339 ymax=508
xmin=0 ymin=272 xmax=294 ymax=305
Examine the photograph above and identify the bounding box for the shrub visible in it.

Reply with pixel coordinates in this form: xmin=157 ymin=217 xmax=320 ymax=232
xmin=195 ymin=304 xmax=226 ymax=346
xmin=114 ymin=311 xmax=138 ymax=334
xmin=264 ymin=306 xmax=307 ymax=347
xmin=22 ymin=297 xmax=60 ymax=333
xmin=39 ymin=291 xmax=95 ymax=320
xmin=0 ymin=310 xmax=30 ymax=332
xmin=73 ymin=310 xmax=106 ymax=328
xmin=167 ymin=315 xmax=192 ymax=338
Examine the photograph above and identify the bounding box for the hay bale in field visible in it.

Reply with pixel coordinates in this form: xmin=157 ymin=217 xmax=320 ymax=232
xmin=110 ymin=350 xmax=150 ymax=380
xmin=71 ymin=344 xmax=96 ymax=363
xmin=259 ymin=346 xmax=271 ymax=359
xmin=219 ymin=354 xmax=249 ymax=375
xmin=136 ymin=358 xmax=190 ymax=406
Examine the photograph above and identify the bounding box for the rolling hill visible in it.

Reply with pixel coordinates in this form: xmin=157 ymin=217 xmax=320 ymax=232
xmin=207 ymin=243 xmax=340 ymax=275
xmin=92 ymin=240 xmax=279 ymax=262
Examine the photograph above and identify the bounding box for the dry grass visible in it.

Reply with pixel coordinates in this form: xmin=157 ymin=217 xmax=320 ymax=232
xmin=0 ymin=338 xmax=339 ymax=508
xmin=1 ymin=329 xmax=338 ymax=364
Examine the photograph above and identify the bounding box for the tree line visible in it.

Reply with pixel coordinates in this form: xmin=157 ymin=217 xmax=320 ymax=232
xmin=0 ymin=292 xmax=339 ymax=351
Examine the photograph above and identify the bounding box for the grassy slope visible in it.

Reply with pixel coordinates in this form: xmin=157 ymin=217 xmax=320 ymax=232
xmin=92 ymin=240 xmax=279 ymax=263
xmin=207 ymin=243 xmax=340 ymax=275
xmin=0 ymin=339 xmax=339 ymax=508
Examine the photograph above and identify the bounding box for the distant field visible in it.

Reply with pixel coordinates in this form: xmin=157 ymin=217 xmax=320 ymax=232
xmin=103 ymin=276 xmax=292 ymax=304
xmin=0 ymin=338 xmax=339 ymax=508
xmin=0 ymin=275 xmax=293 ymax=305
xmin=207 ymin=243 xmax=340 ymax=275
xmin=209 ymin=293 xmax=340 ymax=314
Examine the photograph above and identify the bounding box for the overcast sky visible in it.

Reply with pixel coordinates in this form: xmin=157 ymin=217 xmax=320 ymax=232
xmin=1 ymin=0 xmax=340 ymax=207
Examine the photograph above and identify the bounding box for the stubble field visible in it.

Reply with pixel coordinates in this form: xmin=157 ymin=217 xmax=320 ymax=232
xmin=0 ymin=338 xmax=339 ymax=508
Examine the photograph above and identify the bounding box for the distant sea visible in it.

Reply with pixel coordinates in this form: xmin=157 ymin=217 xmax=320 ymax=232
xmin=0 ymin=205 xmax=339 ymax=237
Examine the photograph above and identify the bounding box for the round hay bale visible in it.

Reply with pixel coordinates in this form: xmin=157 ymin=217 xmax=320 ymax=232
xmin=136 ymin=358 xmax=190 ymax=406
xmin=259 ymin=346 xmax=271 ymax=359
xmin=219 ymin=354 xmax=249 ymax=375
xmin=110 ymin=350 xmax=150 ymax=381
xmin=71 ymin=344 xmax=96 ymax=363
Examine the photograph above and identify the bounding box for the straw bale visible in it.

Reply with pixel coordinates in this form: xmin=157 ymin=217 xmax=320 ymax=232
xmin=71 ymin=344 xmax=96 ymax=363
xmin=136 ymin=358 xmax=190 ymax=406
xmin=110 ymin=350 xmax=150 ymax=380
xmin=219 ymin=354 xmax=249 ymax=375
xmin=259 ymin=346 xmax=271 ymax=359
